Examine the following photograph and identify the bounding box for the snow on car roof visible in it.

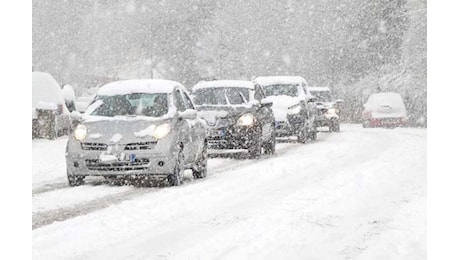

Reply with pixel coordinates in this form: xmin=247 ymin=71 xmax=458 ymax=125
xmin=32 ymin=71 xmax=66 ymax=108
xmin=62 ymin=84 xmax=76 ymax=101
xmin=192 ymin=80 xmax=254 ymax=91
xmin=253 ymin=76 xmax=307 ymax=86
xmin=97 ymin=79 xmax=183 ymax=96
xmin=309 ymin=86 xmax=331 ymax=92
xmin=365 ymin=92 xmax=406 ymax=108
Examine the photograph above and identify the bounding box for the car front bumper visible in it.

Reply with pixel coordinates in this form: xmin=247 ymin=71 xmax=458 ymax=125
xmin=66 ymin=140 xmax=179 ymax=177
xmin=206 ymin=126 xmax=259 ymax=150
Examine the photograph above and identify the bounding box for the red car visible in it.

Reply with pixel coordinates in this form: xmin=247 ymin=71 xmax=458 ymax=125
xmin=362 ymin=92 xmax=408 ymax=128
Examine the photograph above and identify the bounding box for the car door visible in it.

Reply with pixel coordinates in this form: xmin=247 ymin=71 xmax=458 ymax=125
xmin=180 ymin=88 xmax=204 ymax=157
xmin=254 ymin=85 xmax=273 ymax=142
xmin=173 ymin=88 xmax=194 ymax=163
xmin=302 ymin=83 xmax=317 ymax=129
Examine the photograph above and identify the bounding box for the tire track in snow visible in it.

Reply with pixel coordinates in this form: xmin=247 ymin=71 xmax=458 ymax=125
xmin=32 ymin=133 xmax=330 ymax=230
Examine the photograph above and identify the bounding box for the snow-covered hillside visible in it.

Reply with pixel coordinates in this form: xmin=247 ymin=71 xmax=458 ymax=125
xmin=32 ymin=124 xmax=426 ymax=259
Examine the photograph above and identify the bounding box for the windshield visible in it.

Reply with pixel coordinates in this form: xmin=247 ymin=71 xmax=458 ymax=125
xmin=193 ymin=87 xmax=250 ymax=105
xmin=263 ymin=84 xmax=298 ymax=97
xmin=311 ymin=90 xmax=332 ymax=102
xmin=90 ymin=93 xmax=169 ymax=117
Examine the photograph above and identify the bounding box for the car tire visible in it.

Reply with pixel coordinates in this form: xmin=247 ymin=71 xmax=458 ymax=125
xmin=309 ymin=123 xmax=317 ymax=141
xmin=297 ymin=122 xmax=308 ymax=144
xmin=248 ymin=131 xmax=262 ymax=159
xmin=68 ymin=173 xmax=85 ymax=186
xmin=330 ymin=120 xmax=340 ymax=132
xmin=192 ymin=141 xmax=208 ymax=179
xmin=263 ymin=128 xmax=276 ymax=155
xmin=168 ymin=150 xmax=184 ymax=186
xmin=362 ymin=121 xmax=370 ymax=128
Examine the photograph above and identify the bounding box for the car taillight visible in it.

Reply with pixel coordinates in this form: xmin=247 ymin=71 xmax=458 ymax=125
xmin=57 ymin=104 xmax=64 ymax=114
xmin=362 ymin=110 xmax=372 ymax=119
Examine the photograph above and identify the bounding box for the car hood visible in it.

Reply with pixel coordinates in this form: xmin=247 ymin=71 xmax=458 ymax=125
xmin=316 ymin=102 xmax=336 ymax=109
xmin=195 ymin=105 xmax=251 ymax=127
xmin=264 ymin=95 xmax=302 ymax=121
xmin=79 ymin=116 xmax=171 ymax=144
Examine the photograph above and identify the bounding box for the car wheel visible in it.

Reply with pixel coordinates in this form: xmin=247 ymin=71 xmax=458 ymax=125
xmin=297 ymin=122 xmax=308 ymax=144
xmin=263 ymin=126 xmax=276 ymax=155
xmin=168 ymin=150 xmax=184 ymax=186
xmin=309 ymin=123 xmax=317 ymax=141
xmin=192 ymin=141 xmax=208 ymax=179
xmin=330 ymin=120 xmax=340 ymax=132
xmin=248 ymin=131 xmax=262 ymax=159
xmin=362 ymin=121 xmax=370 ymax=128
xmin=67 ymin=173 xmax=85 ymax=187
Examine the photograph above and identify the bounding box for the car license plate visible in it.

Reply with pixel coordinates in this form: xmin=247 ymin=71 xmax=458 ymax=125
xmin=210 ymin=129 xmax=225 ymax=137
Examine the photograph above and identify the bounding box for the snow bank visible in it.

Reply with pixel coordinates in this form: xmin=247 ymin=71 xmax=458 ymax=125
xmin=32 ymin=72 xmax=67 ymax=111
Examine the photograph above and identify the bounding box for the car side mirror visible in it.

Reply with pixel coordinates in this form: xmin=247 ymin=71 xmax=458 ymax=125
xmin=260 ymin=98 xmax=273 ymax=108
xmin=178 ymin=109 xmax=197 ymax=120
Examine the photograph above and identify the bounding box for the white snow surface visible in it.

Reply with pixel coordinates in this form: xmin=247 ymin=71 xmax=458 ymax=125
xmin=263 ymin=95 xmax=302 ymax=121
xmin=97 ymin=79 xmax=182 ymax=96
xmin=192 ymin=80 xmax=254 ymax=91
xmin=109 ymin=134 xmax=123 ymax=143
xmin=253 ymin=76 xmax=308 ymax=86
xmin=62 ymin=84 xmax=76 ymax=102
xmin=32 ymin=125 xmax=426 ymax=259
xmin=309 ymin=86 xmax=331 ymax=92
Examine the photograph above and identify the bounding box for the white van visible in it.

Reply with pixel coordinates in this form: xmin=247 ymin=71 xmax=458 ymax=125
xmin=32 ymin=72 xmax=71 ymax=139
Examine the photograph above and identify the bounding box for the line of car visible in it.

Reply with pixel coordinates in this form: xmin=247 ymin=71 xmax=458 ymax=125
xmin=32 ymin=72 xmax=408 ymax=187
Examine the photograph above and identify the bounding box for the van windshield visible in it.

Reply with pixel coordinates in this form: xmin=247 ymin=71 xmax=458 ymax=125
xmin=311 ymin=90 xmax=332 ymax=102
xmin=90 ymin=93 xmax=169 ymax=117
xmin=263 ymin=84 xmax=298 ymax=97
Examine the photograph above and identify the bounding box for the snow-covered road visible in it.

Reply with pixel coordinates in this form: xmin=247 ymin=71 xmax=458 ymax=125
xmin=32 ymin=124 xmax=426 ymax=259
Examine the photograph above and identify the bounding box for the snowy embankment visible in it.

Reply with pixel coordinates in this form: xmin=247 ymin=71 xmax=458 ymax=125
xmin=32 ymin=124 xmax=426 ymax=259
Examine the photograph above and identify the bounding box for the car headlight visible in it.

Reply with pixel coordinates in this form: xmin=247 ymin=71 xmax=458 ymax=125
xmin=287 ymin=104 xmax=302 ymax=115
xmin=74 ymin=124 xmax=87 ymax=141
xmin=236 ymin=113 xmax=256 ymax=126
xmin=152 ymin=123 xmax=171 ymax=139
xmin=327 ymin=108 xmax=338 ymax=114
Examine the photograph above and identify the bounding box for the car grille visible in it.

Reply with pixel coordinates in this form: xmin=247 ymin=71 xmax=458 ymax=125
xmin=81 ymin=143 xmax=108 ymax=151
xmin=81 ymin=142 xmax=157 ymax=151
xmin=124 ymin=142 xmax=157 ymax=150
xmin=85 ymin=158 xmax=150 ymax=171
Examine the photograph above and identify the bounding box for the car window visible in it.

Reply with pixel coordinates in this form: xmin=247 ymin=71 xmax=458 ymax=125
xmin=226 ymin=88 xmax=247 ymax=104
xmin=262 ymin=84 xmax=298 ymax=97
xmin=174 ymin=89 xmax=187 ymax=112
xmin=311 ymin=91 xmax=332 ymax=102
xmin=254 ymin=86 xmax=264 ymax=101
xmin=181 ymin=90 xmax=195 ymax=110
xmin=90 ymin=93 xmax=169 ymax=117
xmin=192 ymin=87 xmax=249 ymax=105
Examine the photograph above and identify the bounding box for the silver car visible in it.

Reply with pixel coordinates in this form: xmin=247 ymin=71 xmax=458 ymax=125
xmin=66 ymin=79 xmax=208 ymax=186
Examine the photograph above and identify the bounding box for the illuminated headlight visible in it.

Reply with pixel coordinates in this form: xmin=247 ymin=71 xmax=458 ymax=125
xmin=74 ymin=124 xmax=87 ymax=141
xmin=327 ymin=108 xmax=338 ymax=114
xmin=152 ymin=123 xmax=171 ymax=139
xmin=287 ymin=104 xmax=302 ymax=115
xmin=236 ymin=113 xmax=256 ymax=126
